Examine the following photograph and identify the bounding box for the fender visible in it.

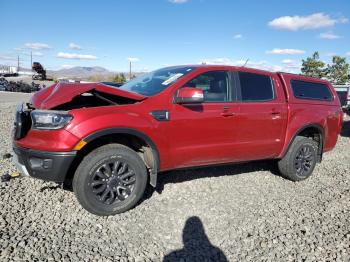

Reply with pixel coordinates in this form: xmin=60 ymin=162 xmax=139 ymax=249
xmin=84 ymin=128 xmax=160 ymax=187
xmin=281 ymin=124 xmax=325 ymax=162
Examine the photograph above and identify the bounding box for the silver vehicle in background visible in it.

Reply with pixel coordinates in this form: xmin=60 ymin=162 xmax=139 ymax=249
xmin=334 ymin=85 xmax=350 ymax=114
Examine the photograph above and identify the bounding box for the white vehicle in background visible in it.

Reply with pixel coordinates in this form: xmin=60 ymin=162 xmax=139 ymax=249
xmin=0 ymin=65 xmax=18 ymax=77
xmin=334 ymin=85 xmax=350 ymax=114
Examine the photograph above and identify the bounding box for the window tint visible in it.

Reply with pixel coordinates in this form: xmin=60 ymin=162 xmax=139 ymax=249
xmin=239 ymin=72 xmax=274 ymax=101
xmin=185 ymin=71 xmax=229 ymax=102
xmin=291 ymin=80 xmax=333 ymax=101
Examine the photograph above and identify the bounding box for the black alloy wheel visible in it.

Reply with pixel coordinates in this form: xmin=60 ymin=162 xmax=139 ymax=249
xmin=89 ymin=160 xmax=136 ymax=205
xmin=73 ymin=144 xmax=148 ymax=216
xmin=294 ymin=145 xmax=315 ymax=177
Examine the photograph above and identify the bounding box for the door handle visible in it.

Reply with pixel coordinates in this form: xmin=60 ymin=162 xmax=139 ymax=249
xmin=271 ymin=109 xmax=281 ymax=115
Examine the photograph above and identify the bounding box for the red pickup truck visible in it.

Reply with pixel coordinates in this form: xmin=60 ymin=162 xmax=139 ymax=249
xmin=12 ymin=65 xmax=343 ymax=215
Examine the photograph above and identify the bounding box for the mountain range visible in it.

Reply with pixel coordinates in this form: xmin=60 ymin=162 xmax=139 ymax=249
xmin=48 ymin=66 xmax=115 ymax=78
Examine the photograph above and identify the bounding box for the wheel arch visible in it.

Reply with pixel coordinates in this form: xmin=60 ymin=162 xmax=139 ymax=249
xmin=282 ymin=124 xmax=325 ymax=162
xmin=67 ymin=128 xmax=160 ymax=187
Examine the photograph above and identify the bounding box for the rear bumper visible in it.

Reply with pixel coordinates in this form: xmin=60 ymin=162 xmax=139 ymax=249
xmin=12 ymin=146 xmax=76 ymax=182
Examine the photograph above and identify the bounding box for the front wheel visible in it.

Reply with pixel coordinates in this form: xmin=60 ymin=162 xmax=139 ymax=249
xmin=73 ymin=144 xmax=148 ymax=216
xmin=278 ymin=136 xmax=318 ymax=181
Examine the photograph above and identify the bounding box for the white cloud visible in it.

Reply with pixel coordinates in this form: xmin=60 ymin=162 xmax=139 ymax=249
xmin=346 ymin=52 xmax=350 ymax=56
xmin=69 ymin=43 xmax=82 ymax=50
xmin=319 ymin=32 xmax=341 ymax=39
xmin=199 ymin=58 xmax=283 ymax=72
xmin=268 ymin=13 xmax=348 ymax=31
xmin=0 ymin=55 xmax=17 ymax=61
xmin=24 ymin=42 xmax=51 ymax=50
xmin=198 ymin=57 xmax=304 ymax=73
xmin=168 ymin=0 xmax=188 ymax=3
xmin=281 ymin=59 xmax=301 ymax=71
xmin=60 ymin=64 xmax=76 ymax=69
xmin=233 ymin=34 xmax=243 ymax=39
xmin=200 ymin=58 xmax=233 ymax=65
xmin=282 ymin=59 xmax=295 ymax=64
xmin=326 ymin=52 xmax=337 ymax=57
xmin=339 ymin=17 xmax=349 ymax=24
xmin=32 ymin=52 xmax=43 ymax=56
xmin=57 ymin=52 xmax=98 ymax=60
xmin=266 ymin=48 xmax=306 ymax=55
xmin=127 ymin=57 xmax=140 ymax=62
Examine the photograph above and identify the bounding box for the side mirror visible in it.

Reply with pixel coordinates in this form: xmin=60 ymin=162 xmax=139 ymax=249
xmin=174 ymin=87 xmax=204 ymax=104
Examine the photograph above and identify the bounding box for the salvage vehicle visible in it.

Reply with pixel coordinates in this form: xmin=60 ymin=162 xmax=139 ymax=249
xmin=12 ymin=65 xmax=343 ymax=215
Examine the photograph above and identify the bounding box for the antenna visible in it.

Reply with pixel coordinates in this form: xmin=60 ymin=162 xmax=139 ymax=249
xmin=242 ymin=59 xmax=249 ymax=67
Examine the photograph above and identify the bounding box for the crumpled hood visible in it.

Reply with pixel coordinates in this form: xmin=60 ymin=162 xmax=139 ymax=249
xmin=31 ymin=82 xmax=146 ymax=109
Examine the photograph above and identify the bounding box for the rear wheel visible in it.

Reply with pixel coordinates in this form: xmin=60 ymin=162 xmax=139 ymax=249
xmin=73 ymin=144 xmax=147 ymax=216
xmin=278 ymin=136 xmax=318 ymax=181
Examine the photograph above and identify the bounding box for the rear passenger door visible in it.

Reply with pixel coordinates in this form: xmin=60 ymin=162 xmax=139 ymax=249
xmin=234 ymin=71 xmax=288 ymax=161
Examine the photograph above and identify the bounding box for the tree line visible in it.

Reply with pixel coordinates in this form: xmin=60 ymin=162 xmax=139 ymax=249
xmin=301 ymin=52 xmax=349 ymax=85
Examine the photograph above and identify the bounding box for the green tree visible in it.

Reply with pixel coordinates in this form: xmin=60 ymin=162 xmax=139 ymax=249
xmin=112 ymin=73 xmax=126 ymax=83
xmin=325 ymin=56 xmax=349 ymax=85
xmin=301 ymin=52 xmax=326 ymax=78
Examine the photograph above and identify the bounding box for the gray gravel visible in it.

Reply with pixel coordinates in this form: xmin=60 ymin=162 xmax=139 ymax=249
xmin=0 ymin=94 xmax=349 ymax=261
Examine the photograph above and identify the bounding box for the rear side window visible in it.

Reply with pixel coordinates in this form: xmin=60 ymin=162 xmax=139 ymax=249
xmin=291 ymin=80 xmax=333 ymax=101
xmin=238 ymin=72 xmax=274 ymax=102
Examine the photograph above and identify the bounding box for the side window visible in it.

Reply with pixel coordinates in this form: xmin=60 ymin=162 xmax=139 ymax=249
xmin=291 ymin=80 xmax=333 ymax=101
xmin=184 ymin=71 xmax=229 ymax=102
xmin=238 ymin=72 xmax=274 ymax=102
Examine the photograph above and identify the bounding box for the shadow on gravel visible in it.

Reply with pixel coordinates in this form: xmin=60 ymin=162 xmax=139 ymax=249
xmin=40 ymin=185 xmax=62 ymax=192
xmin=341 ymin=120 xmax=350 ymax=137
xmin=60 ymin=159 xmax=280 ymax=206
xmin=145 ymin=160 xmax=280 ymax=197
xmin=163 ymin=216 xmax=228 ymax=262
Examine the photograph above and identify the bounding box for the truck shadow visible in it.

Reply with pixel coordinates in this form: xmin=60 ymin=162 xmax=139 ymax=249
xmin=341 ymin=120 xmax=350 ymax=137
xmin=143 ymin=160 xmax=280 ymax=198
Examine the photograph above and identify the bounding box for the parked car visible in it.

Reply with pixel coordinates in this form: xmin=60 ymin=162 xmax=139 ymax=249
xmin=12 ymin=65 xmax=343 ymax=215
xmin=334 ymin=85 xmax=349 ymax=114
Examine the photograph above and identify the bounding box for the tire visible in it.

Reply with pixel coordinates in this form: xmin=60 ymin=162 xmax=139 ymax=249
xmin=73 ymin=144 xmax=148 ymax=216
xmin=278 ymin=136 xmax=318 ymax=181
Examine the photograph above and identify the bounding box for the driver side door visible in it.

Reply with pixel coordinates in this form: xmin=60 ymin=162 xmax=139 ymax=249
xmin=167 ymin=70 xmax=239 ymax=168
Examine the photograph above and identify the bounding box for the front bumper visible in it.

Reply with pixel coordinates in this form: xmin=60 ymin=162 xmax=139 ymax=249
xmin=13 ymin=146 xmax=77 ymax=182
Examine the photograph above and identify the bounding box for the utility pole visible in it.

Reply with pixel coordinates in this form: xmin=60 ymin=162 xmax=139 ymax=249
xmin=129 ymin=61 xmax=132 ymax=80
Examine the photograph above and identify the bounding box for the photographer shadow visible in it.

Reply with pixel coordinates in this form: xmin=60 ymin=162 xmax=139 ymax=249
xmin=163 ymin=216 xmax=228 ymax=262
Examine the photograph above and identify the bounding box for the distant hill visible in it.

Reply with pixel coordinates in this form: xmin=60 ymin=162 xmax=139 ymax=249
xmin=49 ymin=66 xmax=114 ymax=79
xmin=14 ymin=66 xmax=146 ymax=81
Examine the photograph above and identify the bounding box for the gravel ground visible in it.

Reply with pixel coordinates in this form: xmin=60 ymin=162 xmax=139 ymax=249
xmin=0 ymin=94 xmax=349 ymax=261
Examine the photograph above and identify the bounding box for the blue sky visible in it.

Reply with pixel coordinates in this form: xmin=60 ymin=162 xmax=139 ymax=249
xmin=0 ymin=0 xmax=349 ymax=72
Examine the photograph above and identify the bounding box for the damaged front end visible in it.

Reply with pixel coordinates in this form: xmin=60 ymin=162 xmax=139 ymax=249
xmin=31 ymin=82 xmax=146 ymax=110
xmin=12 ymin=82 xmax=149 ymax=182
xmin=12 ymin=103 xmax=77 ymax=181
xmin=53 ymin=90 xmax=138 ymax=110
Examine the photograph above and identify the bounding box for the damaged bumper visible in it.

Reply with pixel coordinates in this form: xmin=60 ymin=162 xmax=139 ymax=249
xmin=12 ymin=146 xmax=76 ymax=182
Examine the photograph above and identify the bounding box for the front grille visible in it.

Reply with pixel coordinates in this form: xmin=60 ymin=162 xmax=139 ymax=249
xmin=14 ymin=104 xmax=32 ymax=140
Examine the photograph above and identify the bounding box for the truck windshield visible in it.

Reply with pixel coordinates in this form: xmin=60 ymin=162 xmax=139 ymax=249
xmin=118 ymin=66 xmax=195 ymax=96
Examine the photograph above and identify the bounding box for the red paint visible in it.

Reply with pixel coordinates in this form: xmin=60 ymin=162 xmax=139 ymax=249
xmin=16 ymin=65 xmax=342 ymax=171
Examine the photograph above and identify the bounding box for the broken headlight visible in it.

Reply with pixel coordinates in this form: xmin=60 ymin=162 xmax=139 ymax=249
xmin=30 ymin=110 xmax=73 ymax=130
